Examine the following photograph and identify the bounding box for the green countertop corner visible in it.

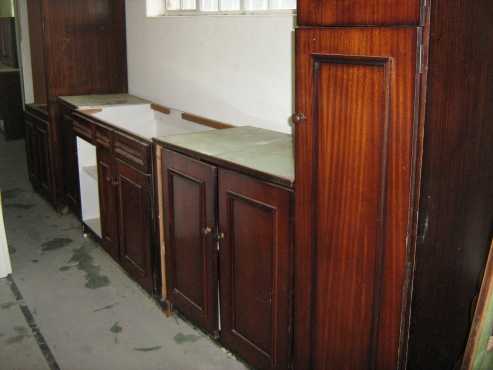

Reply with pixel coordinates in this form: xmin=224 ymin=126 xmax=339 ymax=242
xmin=155 ymin=126 xmax=294 ymax=186
xmin=59 ymin=94 xmax=150 ymax=109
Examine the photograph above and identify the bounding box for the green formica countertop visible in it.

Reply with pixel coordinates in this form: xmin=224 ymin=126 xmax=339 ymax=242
xmin=154 ymin=126 xmax=294 ymax=188
xmin=59 ymin=94 xmax=150 ymax=109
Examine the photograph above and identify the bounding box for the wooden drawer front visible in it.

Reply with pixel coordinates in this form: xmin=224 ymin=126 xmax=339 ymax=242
xmin=95 ymin=124 xmax=112 ymax=149
xmin=114 ymin=132 xmax=151 ymax=173
xmin=72 ymin=117 xmax=94 ymax=143
xmin=298 ymin=0 xmax=422 ymax=26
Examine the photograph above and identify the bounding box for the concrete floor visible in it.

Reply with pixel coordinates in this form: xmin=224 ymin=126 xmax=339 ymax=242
xmin=0 ymin=136 xmax=248 ymax=370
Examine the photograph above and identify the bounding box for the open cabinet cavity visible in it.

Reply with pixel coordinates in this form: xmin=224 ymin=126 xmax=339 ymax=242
xmin=76 ymin=137 xmax=101 ymax=238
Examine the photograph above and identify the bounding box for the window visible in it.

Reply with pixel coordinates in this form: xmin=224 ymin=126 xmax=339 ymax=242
xmin=147 ymin=0 xmax=296 ymax=16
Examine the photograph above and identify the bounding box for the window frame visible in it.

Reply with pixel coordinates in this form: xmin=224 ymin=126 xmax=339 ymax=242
xmin=147 ymin=0 xmax=296 ymax=17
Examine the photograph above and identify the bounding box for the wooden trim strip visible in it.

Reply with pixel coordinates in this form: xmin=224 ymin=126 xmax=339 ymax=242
xmin=77 ymin=108 xmax=102 ymax=115
xmin=181 ymin=112 xmax=234 ymax=130
xmin=151 ymin=103 xmax=171 ymax=115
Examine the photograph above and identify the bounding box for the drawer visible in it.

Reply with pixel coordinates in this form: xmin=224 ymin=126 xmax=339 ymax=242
xmin=72 ymin=116 xmax=94 ymax=143
xmin=95 ymin=124 xmax=112 ymax=149
xmin=113 ymin=131 xmax=151 ymax=173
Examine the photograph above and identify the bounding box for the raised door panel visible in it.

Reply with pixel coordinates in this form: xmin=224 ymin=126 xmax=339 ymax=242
xmin=294 ymin=28 xmax=420 ymax=370
xmin=219 ymin=169 xmax=292 ymax=370
xmin=116 ymin=160 xmax=153 ymax=292
xmin=162 ymin=150 xmax=218 ymax=335
xmin=62 ymin=114 xmax=80 ymax=215
xmin=298 ymin=0 xmax=422 ymax=26
xmin=97 ymin=147 xmax=119 ymax=260
xmin=35 ymin=121 xmax=52 ymax=197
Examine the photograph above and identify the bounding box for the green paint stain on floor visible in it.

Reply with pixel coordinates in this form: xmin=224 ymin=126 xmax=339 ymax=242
xmin=1 ymin=302 xmax=16 ymax=310
xmin=68 ymin=244 xmax=110 ymax=289
xmin=110 ymin=322 xmax=122 ymax=334
xmin=174 ymin=333 xmax=201 ymax=345
xmin=133 ymin=346 xmax=162 ymax=352
xmin=41 ymin=238 xmax=73 ymax=252
xmin=94 ymin=303 xmax=118 ymax=312
xmin=5 ymin=326 xmax=31 ymax=345
xmin=5 ymin=203 xmax=35 ymax=210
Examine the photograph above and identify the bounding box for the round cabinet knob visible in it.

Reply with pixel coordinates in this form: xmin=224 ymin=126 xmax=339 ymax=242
xmin=202 ymin=227 xmax=212 ymax=236
xmin=292 ymin=112 xmax=307 ymax=124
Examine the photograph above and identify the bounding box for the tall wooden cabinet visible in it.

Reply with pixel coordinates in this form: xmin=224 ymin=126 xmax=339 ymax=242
xmin=25 ymin=0 xmax=127 ymax=207
xmin=294 ymin=1 xmax=493 ymax=370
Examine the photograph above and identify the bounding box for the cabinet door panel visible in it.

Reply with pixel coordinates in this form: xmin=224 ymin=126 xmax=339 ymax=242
xmin=294 ymin=28 xmax=420 ymax=370
xmin=62 ymin=114 xmax=80 ymax=216
xmin=116 ymin=160 xmax=153 ymax=292
xmin=298 ymin=0 xmax=422 ymax=27
xmin=162 ymin=150 xmax=218 ymax=335
xmin=219 ymin=169 xmax=292 ymax=370
xmin=97 ymin=147 xmax=119 ymax=260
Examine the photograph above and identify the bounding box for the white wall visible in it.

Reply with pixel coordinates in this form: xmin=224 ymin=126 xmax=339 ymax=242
xmin=125 ymin=0 xmax=295 ymax=133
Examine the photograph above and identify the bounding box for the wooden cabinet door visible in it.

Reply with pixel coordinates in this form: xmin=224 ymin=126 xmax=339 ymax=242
xmin=218 ymin=169 xmax=292 ymax=370
xmin=162 ymin=150 xmax=218 ymax=335
xmin=115 ymin=160 xmax=153 ymax=293
xmin=297 ymin=0 xmax=422 ymax=27
xmin=24 ymin=118 xmax=38 ymax=186
xmin=62 ymin=114 xmax=80 ymax=216
xmin=97 ymin=147 xmax=119 ymax=261
xmin=294 ymin=28 xmax=421 ymax=370
xmin=35 ymin=120 xmax=51 ymax=197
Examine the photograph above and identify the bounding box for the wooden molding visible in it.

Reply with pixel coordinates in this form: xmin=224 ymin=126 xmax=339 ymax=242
xmin=181 ymin=112 xmax=234 ymax=130
xmin=150 ymin=103 xmax=171 ymax=115
xmin=78 ymin=108 xmax=102 ymax=115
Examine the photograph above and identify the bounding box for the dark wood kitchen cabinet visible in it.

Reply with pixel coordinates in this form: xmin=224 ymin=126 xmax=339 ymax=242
xmin=25 ymin=0 xmax=127 ymax=210
xmin=294 ymin=1 xmax=493 ymax=370
xmin=159 ymin=144 xmax=293 ymax=370
xmin=218 ymin=169 xmax=292 ymax=370
xmin=71 ymin=112 xmax=155 ymax=294
xmin=24 ymin=105 xmax=52 ymax=201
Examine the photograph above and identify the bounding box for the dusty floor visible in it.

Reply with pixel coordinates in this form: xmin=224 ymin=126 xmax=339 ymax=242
xmin=0 ymin=136 xmax=248 ymax=370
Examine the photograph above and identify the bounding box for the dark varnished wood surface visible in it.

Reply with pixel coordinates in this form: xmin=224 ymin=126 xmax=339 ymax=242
xmin=25 ymin=106 xmax=52 ymax=203
xmin=162 ymin=150 xmax=219 ymax=335
xmin=97 ymin=147 xmax=119 ymax=261
xmin=26 ymin=0 xmax=128 ymax=209
xmin=26 ymin=0 xmax=47 ymax=104
xmin=219 ymin=169 xmax=292 ymax=370
xmin=297 ymin=0 xmax=422 ymax=27
xmin=407 ymin=1 xmax=493 ymax=368
xmin=60 ymin=106 xmax=80 ymax=216
xmin=116 ymin=159 xmax=153 ymax=293
xmin=294 ymin=27 xmax=419 ymax=370
xmin=40 ymin=0 xmax=127 ymax=99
